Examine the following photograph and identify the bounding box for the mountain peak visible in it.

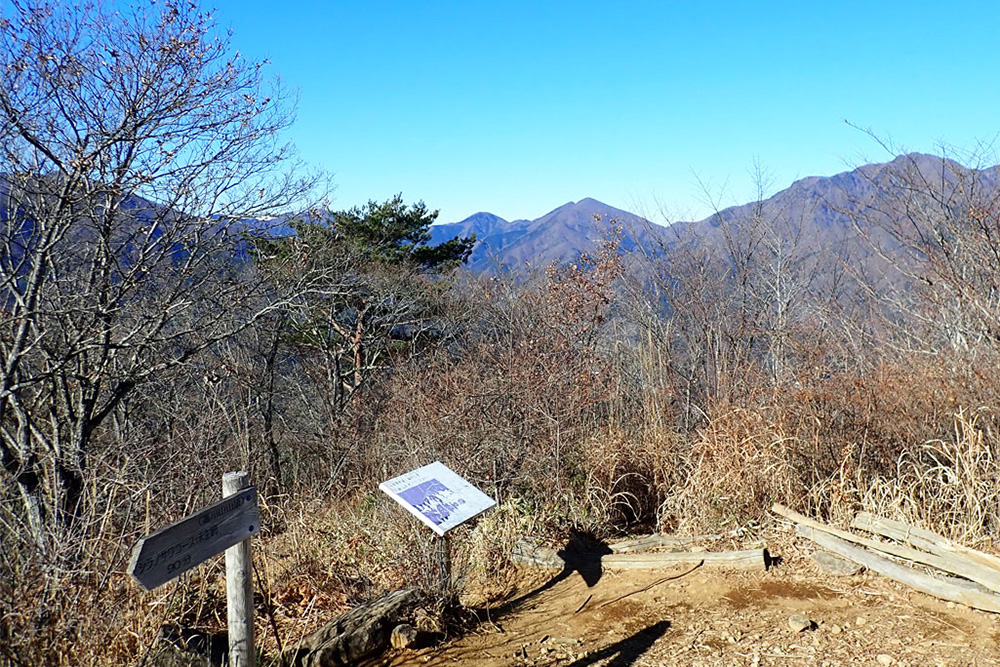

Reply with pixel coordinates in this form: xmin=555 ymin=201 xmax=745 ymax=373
xmin=531 ymin=198 xmax=635 ymax=226
xmin=552 ymin=197 xmax=609 ymax=210
xmin=546 ymin=200 xmax=580 ymax=214
xmin=427 ymin=197 xmax=654 ymax=272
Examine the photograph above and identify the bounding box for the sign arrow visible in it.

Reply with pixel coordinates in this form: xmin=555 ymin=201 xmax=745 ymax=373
xmin=129 ymin=486 xmax=259 ymax=591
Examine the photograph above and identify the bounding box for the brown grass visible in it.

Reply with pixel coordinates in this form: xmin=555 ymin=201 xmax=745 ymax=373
xmin=10 ymin=244 xmax=1000 ymax=665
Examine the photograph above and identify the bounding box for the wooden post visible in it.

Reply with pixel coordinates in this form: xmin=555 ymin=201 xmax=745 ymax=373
xmin=223 ymin=471 xmax=255 ymax=667
xmin=436 ymin=534 xmax=451 ymax=593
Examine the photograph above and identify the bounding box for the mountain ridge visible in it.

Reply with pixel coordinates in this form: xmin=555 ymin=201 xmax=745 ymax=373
xmin=431 ymin=152 xmax=1000 ymax=274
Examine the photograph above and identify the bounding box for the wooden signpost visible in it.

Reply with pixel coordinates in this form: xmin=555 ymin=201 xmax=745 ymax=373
xmin=129 ymin=484 xmax=259 ymax=591
xmin=130 ymin=471 xmax=259 ymax=667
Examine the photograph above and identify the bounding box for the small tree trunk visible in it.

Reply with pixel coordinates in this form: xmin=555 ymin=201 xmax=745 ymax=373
xmin=261 ymin=323 xmax=284 ymax=489
xmin=17 ymin=473 xmax=47 ymax=553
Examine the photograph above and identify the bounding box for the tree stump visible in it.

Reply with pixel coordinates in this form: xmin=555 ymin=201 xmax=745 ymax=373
xmin=283 ymin=589 xmax=426 ymax=667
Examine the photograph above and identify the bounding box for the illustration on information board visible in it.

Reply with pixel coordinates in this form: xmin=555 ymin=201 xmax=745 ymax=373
xmin=397 ymin=478 xmax=463 ymax=527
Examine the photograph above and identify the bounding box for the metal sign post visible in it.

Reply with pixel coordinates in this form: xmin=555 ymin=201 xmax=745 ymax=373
xmin=379 ymin=461 xmax=496 ymax=594
xmin=129 ymin=472 xmax=259 ymax=667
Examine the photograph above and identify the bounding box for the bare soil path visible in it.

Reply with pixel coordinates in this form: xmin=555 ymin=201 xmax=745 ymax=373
xmin=376 ymin=536 xmax=1000 ymax=667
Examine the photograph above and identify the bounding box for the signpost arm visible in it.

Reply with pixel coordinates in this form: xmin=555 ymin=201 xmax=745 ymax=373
xmin=223 ymin=471 xmax=256 ymax=667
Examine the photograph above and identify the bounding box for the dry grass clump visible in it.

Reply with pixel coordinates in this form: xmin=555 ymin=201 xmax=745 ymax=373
xmin=460 ymin=498 xmax=542 ymax=606
xmin=860 ymin=408 xmax=1000 ymax=546
xmin=665 ymin=404 xmax=802 ymax=531
xmin=577 ymin=425 xmax=687 ymax=532
xmin=0 ymin=450 xmax=245 ymax=667
xmin=0 ymin=526 xmax=225 ymax=667
xmin=630 ymin=353 xmax=1000 ymax=538
xmin=258 ymin=493 xmax=444 ymax=643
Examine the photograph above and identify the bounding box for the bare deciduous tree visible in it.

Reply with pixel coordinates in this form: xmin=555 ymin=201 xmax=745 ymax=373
xmin=849 ymin=149 xmax=1000 ymax=356
xmin=0 ymin=0 xmax=317 ymax=554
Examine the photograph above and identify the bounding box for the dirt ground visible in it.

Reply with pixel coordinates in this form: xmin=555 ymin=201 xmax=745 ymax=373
xmin=376 ymin=531 xmax=1000 ymax=667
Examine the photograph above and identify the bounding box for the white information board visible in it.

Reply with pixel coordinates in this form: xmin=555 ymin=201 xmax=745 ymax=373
xmin=379 ymin=461 xmax=496 ymax=536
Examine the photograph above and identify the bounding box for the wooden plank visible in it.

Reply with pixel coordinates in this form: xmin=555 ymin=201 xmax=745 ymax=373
xmin=511 ymin=539 xmax=768 ymax=571
xmin=608 ymin=529 xmax=743 ymax=554
xmin=774 ymin=503 xmax=947 ymax=562
xmin=773 ymin=504 xmax=1000 ymax=594
xmin=605 ymin=549 xmax=767 ymax=571
xmin=851 ymin=512 xmax=950 ymax=554
xmin=609 ymin=535 xmax=689 ymax=552
xmin=129 ymin=486 xmax=259 ymax=591
xmin=608 ymin=533 xmax=727 ymax=553
xmin=852 ymin=513 xmax=1000 ymax=572
xmin=794 ymin=524 xmax=1000 ymax=614
xmin=511 ymin=538 xmax=565 ymax=569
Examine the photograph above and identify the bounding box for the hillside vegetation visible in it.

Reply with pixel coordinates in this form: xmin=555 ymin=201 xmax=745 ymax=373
xmin=4 ymin=3 xmax=1000 ymax=665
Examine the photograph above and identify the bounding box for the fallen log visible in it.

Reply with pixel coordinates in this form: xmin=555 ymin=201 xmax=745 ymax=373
xmin=283 ymin=589 xmax=426 ymax=667
xmin=512 ymin=538 xmax=768 ymax=571
xmin=608 ymin=529 xmax=741 ymax=554
xmin=794 ymin=524 xmax=1000 ymax=614
xmin=604 ymin=550 xmax=767 ymax=571
xmin=852 ymin=513 xmax=1000 ymax=573
xmin=772 ymin=504 xmax=1000 ymax=594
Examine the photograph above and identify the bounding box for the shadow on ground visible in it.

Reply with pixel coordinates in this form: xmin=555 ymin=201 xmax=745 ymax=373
xmin=481 ymin=529 xmax=613 ymax=621
xmin=565 ymin=621 xmax=671 ymax=667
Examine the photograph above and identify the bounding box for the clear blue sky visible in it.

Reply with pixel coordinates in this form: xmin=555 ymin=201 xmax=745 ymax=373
xmin=209 ymin=1 xmax=1000 ymax=224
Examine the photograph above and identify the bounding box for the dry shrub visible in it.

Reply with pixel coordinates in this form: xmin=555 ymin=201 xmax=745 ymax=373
xmin=320 ymin=244 xmax=626 ymax=519
xmin=716 ymin=354 xmax=995 ymax=524
xmin=576 ymin=426 xmax=687 ymax=532
xmin=860 ymin=408 xmax=1000 ymax=545
xmin=667 ymin=404 xmax=802 ymax=530
xmin=787 ymin=359 xmax=975 ymax=478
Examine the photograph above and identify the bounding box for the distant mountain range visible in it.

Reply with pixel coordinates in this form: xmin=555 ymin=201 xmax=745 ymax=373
xmin=429 ymin=153 xmax=1000 ymax=276
xmin=428 ymin=198 xmax=661 ymax=273
xmin=15 ymin=153 xmax=984 ymax=284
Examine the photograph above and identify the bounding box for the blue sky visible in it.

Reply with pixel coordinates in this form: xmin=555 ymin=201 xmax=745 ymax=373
xmin=209 ymin=1 xmax=1000 ymax=223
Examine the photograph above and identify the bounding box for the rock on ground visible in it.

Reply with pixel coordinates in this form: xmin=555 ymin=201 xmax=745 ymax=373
xmin=812 ymin=550 xmax=864 ymax=576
